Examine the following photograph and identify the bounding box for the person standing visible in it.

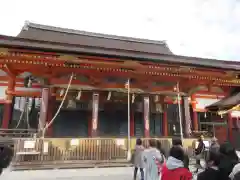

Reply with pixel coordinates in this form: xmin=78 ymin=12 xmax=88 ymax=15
xmin=197 ymin=151 xmax=221 ymax=180
xmin=229 ymin=163 xmax=240 ymax=180
xmin=155 ymin=140 xmax=166 ymax=176
xmin=218 ymin=142 xmax=238 ymax=180
xmin=195 ymin=135 xmax=205 ymax=173
xmin=161 ymin=146 xmax=192 ymax=180
xmin=143 ymin=139 xmax=163 ymax=180
xmin=133 ymin=138 xmax=145 ymax=180
xmin=156 ymin=140 xmax=165 ymax=162
xmin=172 ymin=138 xmax=190 ymax=169
xmin=209 ymin=137 xmax=220 ymax=153
xmin=0 ymin=145 xmax=14 ymax=176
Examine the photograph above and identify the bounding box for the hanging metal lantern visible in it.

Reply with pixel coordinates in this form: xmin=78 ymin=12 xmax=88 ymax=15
xmin=156 ymin=103 xmax=163 ymax=113
xmin=76 ymin=90 xmax=82 ymax=100
xmin=107 ymin=91 xmax=111 ymax=101
xmin=132 ymin=94 xmax=135 ymax=103
xmin=67 ymin=99 xmax=76 ymax=109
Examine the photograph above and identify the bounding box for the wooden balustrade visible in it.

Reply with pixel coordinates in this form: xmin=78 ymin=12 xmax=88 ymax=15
xmin=0 ymin=128 xmax=37 ymax=138
xmin=11 ymin=138 xmax=198 ymax=168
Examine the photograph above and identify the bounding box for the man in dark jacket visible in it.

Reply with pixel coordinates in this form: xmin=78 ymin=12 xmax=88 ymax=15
xmin=195 ymin=136 xmax=205 ymax=173
xmin=209 ymin=137 xmax=220 ymax=153
xmin=218 ymin=142 xmax=238 ymax=180
xmin=197 ymin=151 xmax=221 ymax=180
xmin=172 ymin=138 xmax=189 ymax=169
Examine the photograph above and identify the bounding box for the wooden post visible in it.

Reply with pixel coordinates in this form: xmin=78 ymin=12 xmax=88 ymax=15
xmin=143 ymin=96 xmax=150 ymax=137
xmin=39 ymin=88 xmax=50 ymax=136
xmin=183 ymin=97 xmax=191 ymax=137
xmin=163 ymin=103 xmax=168 ymax=136
xmin=228 ymin=113 xmax=233 ymax=143
xmin=2 ymin=77 xmax=15 ymax=128
xmin=88 ymin=113 xmax=92 ymax=137
xmin=91 ymin=92 xmax=99 ymax=137
xmin=191 ymin=95 xmax=199 ymax=131
xmin=46 ymin=88 xmax=56 ymax=137
xmin=130 ymin=105 xmax=135 ymax=137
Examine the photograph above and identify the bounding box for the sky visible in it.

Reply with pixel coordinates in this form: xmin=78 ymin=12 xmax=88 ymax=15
xmin=0 ymin=0 xmax=240 ymax=61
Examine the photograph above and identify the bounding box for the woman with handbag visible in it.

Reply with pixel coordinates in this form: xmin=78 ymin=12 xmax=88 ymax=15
xmin=194 ymin=136 xmax=205 ymax=173
xmin=133 ymin=138 xmax=145 ymax=180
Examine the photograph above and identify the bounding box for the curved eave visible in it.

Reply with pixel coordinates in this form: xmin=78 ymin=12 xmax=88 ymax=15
xmin=214 ymin=104 xmax=240 ymax=115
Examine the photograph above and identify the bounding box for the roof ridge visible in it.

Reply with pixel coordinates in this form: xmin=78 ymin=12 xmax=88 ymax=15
xmin=23 ymin=21 xmax=168 ymax=46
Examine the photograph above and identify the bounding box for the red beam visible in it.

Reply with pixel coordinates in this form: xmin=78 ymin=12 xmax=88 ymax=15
xmin=0 ymin=56 xmax=237 ymax=86
xmin=13 ymin=64 xmax=181 ymax=82
xmin=0 ymin=55 xmax=231 ymax=80
xmin=77 ymin=55 xmax=231 ymax=77
xmin=6 ymin=90 xmax=41 ymax=97
xmin=5 ymin=50 xmax=230 ymax=76
xmin=51 ymin=78 xmax=174 ymax=92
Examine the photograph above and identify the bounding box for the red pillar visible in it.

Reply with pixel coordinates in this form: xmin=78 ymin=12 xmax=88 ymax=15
xmin=143 ymin=96 xmax=150 ymax=137
xmin=46 ymin=88 xmax=56 ymax=137
xmin=2 ymin=77 xmax=15 ymax=128
xmin=91 ymin=92 xmax=99 ymax=137
xmin=130 ymin=106 xmax=135 ymax=137
xmin=191 ymin=95 xmax=199 ymax=131
xmin=163 ymin=103 xmax=168 ymax=136
xmin=228 ymin=113 xmax=233 ymax=143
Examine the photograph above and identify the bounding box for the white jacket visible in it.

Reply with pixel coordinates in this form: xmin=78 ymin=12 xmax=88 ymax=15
xmin=229 ymin=163 xmax=240 ymax=180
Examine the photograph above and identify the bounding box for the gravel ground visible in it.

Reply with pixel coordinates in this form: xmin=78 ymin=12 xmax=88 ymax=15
xmin=2 ymin=165 xmax=203 ymax=180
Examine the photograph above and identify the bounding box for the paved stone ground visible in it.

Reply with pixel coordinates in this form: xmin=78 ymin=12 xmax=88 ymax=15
xmin=2 ymin=165 xmax=202 ymax=180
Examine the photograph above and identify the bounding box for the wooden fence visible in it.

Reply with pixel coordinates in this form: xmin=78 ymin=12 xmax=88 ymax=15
xmin=11 ymin=138 xmax=198 ymax=168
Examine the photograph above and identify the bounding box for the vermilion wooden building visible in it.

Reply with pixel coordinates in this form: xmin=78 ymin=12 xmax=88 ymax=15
xmin=0 ymin=22 xmax=239 ymax=142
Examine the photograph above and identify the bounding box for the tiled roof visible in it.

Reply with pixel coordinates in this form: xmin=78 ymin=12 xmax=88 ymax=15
xmin=0 ymin=21 xmax=239 ymax=70
xmin=206 ymin=92 xmax=240 ymax=111
xmin=18 ymin=21 xmax=173 ymax=55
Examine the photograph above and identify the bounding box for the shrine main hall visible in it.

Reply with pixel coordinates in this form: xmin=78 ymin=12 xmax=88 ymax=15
xmin=0 ymin=22 xmax=239 ymax=143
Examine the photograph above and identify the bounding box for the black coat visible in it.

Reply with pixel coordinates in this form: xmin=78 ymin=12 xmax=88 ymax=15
xmin=183 ymin=153 xmax=189 ymax=169
xmin=0 ymin=146 xmax=13 ymax=169
xmin=218 ymin=154 xmax=238 ymax=180
xmin=197 ymin=168 xmax=220 ymax=180
xmin=195 ymin=140 xmax=205 ymax=155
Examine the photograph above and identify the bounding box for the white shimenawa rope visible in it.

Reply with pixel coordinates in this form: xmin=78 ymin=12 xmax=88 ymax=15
xmin=15 ymin=109 xmax=25 ymax=128
xmin=41 ymin=73 xmax=74 ymax=138
xmin=15 ymin=99 xmax=26 ymax=128
xmin=26 ymin=99 xmax=30 ymax=129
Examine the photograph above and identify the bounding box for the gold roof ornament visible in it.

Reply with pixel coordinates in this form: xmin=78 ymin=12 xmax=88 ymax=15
xmin=217 ymin=104 xmax=240 ymax=115
xmin=0 ymin=48 xmax=9 ymax=56
xmin=59 ymin=55 xmax=77 ymax=61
